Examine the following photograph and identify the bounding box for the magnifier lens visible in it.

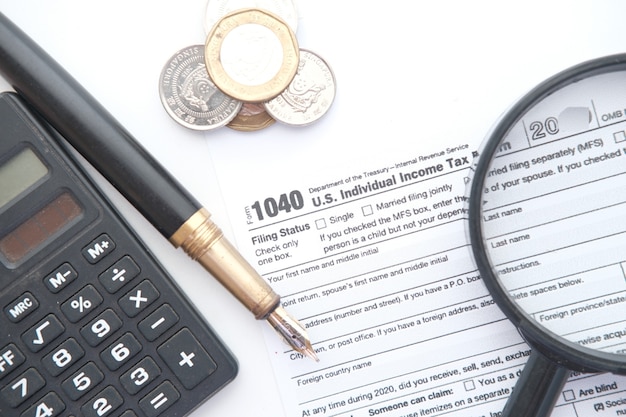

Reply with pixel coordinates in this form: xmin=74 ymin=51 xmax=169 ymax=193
xmin=479 ymin=69 xmax=626 ymax=356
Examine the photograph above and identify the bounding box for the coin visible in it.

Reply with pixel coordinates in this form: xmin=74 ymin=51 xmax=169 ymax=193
xmin=159 ymin=45 xmax=242 ymax=130
xmin=205 ymin=8 xmax=300 ymax=103
xmin=204 ymin=0 xmax=298 ymax=34
xmin=227 ymin=103 xmax=276 ymax=131
xmin=264 ymin=49 xmax=336 ymax=126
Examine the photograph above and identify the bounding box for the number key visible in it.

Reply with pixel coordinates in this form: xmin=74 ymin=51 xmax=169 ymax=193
xmin=80 ymin=309 xmax=122 ymax=347
xmin=61 ymin=362 xmax=104 ymax=401
xmin=100 ymin=333 xmax=141 ymax=371
xmin=120 ymin=357 xmax=161 ymax=395
xmin=0 ymin=368 xmax=45 ymax=407
xmin=41 ymin=338 xmax=84 ymax=376
xmin=80 ymin=386 xmax=123 ymax=417
xmin=20 ymin=392 xmax=65 ymax=417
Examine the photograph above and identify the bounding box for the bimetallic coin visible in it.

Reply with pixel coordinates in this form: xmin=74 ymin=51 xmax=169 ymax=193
xmin=204 ymin=0 xmax=298 ymax=35
xmin=227 ymin=103 xmax=276 ymax=131
xmin=264 ymin=49 xmax=336 ymax=126
xmin=159 ymin=45 xmax=242 ymax=130
xmin=205 ymin=9 xmax=300 ymax=103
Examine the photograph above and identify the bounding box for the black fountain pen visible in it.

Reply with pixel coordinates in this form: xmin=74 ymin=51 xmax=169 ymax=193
xmin=0 ymin=12 xmax=318 ymax=361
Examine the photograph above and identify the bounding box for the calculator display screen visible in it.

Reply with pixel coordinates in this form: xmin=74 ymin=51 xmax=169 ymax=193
xmin=0 ymin=192 xmax=83 ymax=266
xmin=0 ymin=147 xmax=49 ymax=209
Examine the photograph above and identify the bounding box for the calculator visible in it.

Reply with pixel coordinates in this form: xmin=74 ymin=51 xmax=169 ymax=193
xmin=0 ymin=92 xmax=237 ymax=417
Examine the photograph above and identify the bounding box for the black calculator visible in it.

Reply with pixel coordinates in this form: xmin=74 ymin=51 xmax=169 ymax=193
xmin=0 ymin=92 xmax=237 ymax=417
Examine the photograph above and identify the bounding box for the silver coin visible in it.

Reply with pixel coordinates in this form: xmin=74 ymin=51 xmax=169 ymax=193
xmin=204 ymin=0 xmax=298 ymax=34
xmin=263 ymin=49 xmax=336 ymax=126
xmin=159 ymin=45 xmax=242 ymax=130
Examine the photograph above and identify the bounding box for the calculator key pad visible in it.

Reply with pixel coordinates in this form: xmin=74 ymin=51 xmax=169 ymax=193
xmin=139 ymin=380 xmax=180 ymax=417
xmin=0 ymin=344 xmax=25 ymax=379
xmin=60 ymin=285 xmax=103 ymax=323
xmin=98 ymin=255 xmax=140 ymax=293
xmin=119 ymin=280 xmax=159 ymax=317
xmin=43 ymin=263 xmax=77 ymax=294
xmin=0 ymin=230 xmax=237 ymax=416
xmin=21 ymin=314 xmax=65 ymax=353
xmin=158 ymin=328 xmax=217 ymax=390
xmin=4 ymin=292 xmax=39 ymax=323
xmin=81 ymin=234 xmax=116 ymax=264
xmin=138 ymin=304 xmax=179 ymax=341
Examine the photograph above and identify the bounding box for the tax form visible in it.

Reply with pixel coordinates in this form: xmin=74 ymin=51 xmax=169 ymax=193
xmin=200 ymin=3 xmax=626 ymax=416
xmin=205 ymin=134 xmax=626 ymax=416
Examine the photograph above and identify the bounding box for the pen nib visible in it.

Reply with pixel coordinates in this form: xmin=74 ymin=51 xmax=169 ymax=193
xmin=267 ymin=306 xmax=319 ymax=362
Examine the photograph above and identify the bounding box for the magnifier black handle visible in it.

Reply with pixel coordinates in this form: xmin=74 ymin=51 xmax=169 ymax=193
xmin=502 ymin=350 xmax=570 ymax=417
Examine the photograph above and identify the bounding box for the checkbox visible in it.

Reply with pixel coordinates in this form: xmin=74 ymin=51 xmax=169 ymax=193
xmin=362 ymin=205 xmax=373 ymax=216
xmin=464 ymin=380 xmax=476 ymax=391
xmin=614 ymin=130 xmax=626 ymax=143
xmin=316 ymin=218 xmax=327 ymax=229
xmin=562 ymin=389 xmax=575 ymax=401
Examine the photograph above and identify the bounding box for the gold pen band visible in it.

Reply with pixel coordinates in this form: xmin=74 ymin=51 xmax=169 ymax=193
xmin=170 ymin=208 xmax=280 ymax=319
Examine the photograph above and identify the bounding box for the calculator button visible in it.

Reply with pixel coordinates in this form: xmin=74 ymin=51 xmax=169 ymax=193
xmin=20 ymin=392 xmax=65 ymax=417
xmin=138 ymin=304 xmax=179 ymax=341
xmin=119 ymin=411 xmax=138 ymax=417
xmin=80 ymin=386 xmax=123 ymax=417
xmin=0 ymin=344 xmax=26 ymax=380
xmin=81 ymin=234 xmax=116 ymax=264
xmin=61 ymin=362 xmax=104 ymax=401
xmin=0 ymin=367 xmax=45 ymax=407
xmin=100 ymin=332 xmax=142 ymax=371
xmin=21 ymin=314 xmax=65 ymax=352
xmin=4 ymin=291 xmax=39 ymax=323
xmin=139 ymin=380 xmax=180 ymax=417
xmin=120 ymin=356 xmax=161 ymax=395
xmin=41 ymin=338 xmax=85 ymax=376
xmin=119 ymin=280 xmax=159 ymax=317
xmin=61 ymin=285 xmax=103 ymax=323
xmin=157 ymin=328 xmax=217 ymax=389
xmin=44 ymin=262 xmax=77 ymax=293
xmin=80 ymin=309 xmax=122 ymax=347
xmin=98 ymin=255 xmax=140 ymax=293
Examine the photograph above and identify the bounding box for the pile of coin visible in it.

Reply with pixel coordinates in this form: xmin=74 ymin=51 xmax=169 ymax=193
xmin=159 ymin=2 xmax=336 ymax=132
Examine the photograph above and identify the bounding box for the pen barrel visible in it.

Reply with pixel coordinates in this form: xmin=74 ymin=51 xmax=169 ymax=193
xmin=0 ymin=12 xmax=200 ymax=238
xmin=171 ymin=209 xmax=280 ymax=319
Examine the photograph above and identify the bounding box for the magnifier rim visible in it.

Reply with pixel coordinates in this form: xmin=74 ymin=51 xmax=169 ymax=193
xmin=469 ymin=53 xmax=626 ymax=373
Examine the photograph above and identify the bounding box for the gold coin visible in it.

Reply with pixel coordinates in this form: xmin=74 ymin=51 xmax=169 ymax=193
xmin=227 ymin=103 xmax=276 ymax=131
xmin=205 ymin=8 xmax=300 ymax=103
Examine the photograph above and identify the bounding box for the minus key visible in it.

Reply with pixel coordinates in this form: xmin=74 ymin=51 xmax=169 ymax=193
xmin=138 ymin=304 xmax=179 ymax=341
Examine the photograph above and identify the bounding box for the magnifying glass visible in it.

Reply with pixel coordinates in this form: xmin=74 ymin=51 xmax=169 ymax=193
xmin=468 ymin=54 xmax=626 ymax=417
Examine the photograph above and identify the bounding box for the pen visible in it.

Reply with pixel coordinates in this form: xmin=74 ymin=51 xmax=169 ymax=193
xmin=0 ymin=12 xmax=318 ymax=361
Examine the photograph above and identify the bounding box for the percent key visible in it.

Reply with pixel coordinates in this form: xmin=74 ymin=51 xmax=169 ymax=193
xmin=61 ymin=285 xmax=103 ymax=322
